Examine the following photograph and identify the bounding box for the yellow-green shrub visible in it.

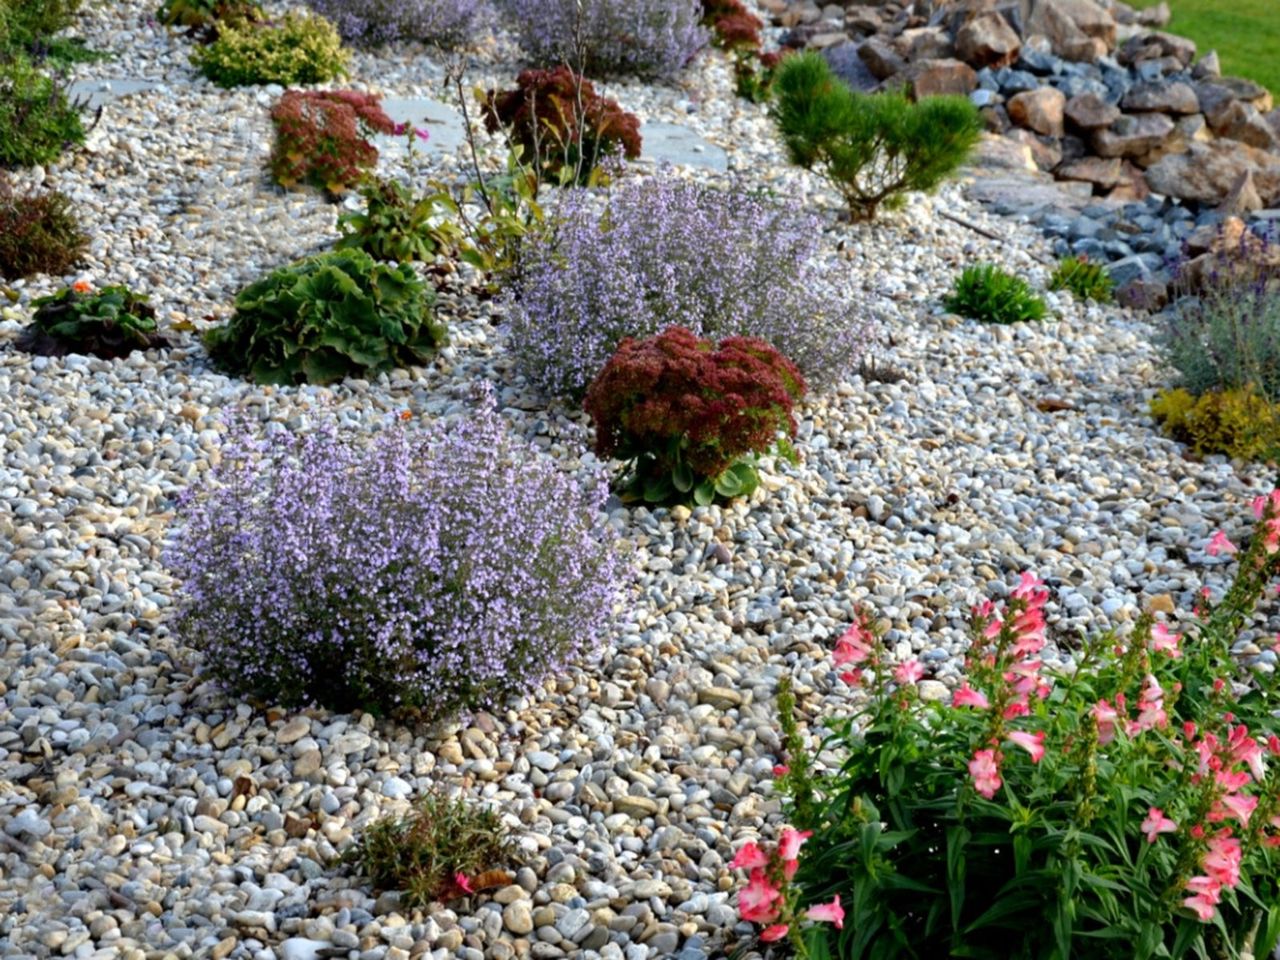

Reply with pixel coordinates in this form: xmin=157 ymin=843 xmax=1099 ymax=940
xmin=1150 ymin=386 xmax=1280 ymax=461
xmin=192 ymin=11 xmax=348 ymax=87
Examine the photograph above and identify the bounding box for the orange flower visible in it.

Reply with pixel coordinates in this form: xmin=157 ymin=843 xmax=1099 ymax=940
xmin=72 ymin=280 xmax=93 ymax=293
xmin=399 ymin=410 xmax=413 ymax=421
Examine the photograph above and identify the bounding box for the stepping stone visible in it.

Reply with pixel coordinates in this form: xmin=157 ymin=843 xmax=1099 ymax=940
xmin=66 ymin=78 xmax=161 ymax=110
xmin=377 ymin=96 xmax=468 ymax=154
xmin=636 ymin=120 xmax=728 ymax=171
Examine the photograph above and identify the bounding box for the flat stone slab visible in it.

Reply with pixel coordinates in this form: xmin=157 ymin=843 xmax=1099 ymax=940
xmin=637 ymin=120 xmax=729 ymax=171
xmin=377 ymin=96 xmax=468 ymax=154
xmin=66 ymin=78 xmax=161 ymax=110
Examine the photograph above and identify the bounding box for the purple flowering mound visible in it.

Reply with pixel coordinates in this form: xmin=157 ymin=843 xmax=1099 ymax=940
xmin=496 ymin=0 xmax=707 ymax=79
xmin=305 ymin=0 xmax=484 ymax=47
xmin=165 ymin=397 xmax=623 ymax=718
xmin=507 ymin=175 xmax=873 ymax=398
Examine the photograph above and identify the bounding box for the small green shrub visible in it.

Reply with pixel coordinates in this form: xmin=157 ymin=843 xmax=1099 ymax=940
xmin=1049 ymin=255 xmax=1115 ymax=303
xmin=945 ymin=263 xmax=1048 ymax=324
xmin=192 ymin=11 xmax=349 ymax=87
xmin=157 ymin=0 xmax=264 ymax=43
xmin=0 ymin=179 xmax=88 ymax=278
xmin=345 ymin=791 xmax=516 ymax=908
xmin=1150 ymin=386 xmax=1280 ymax=462
xmin=771 ymin=52 xmax=982 ymax=220
xmin=0 ymin=0 xmax=81 ymax=52
xmin=17 ymin=283 xmax=169 ymax=358
xmin=0 ymin=54 xmax=84 ymax=168
xmin=269 ymin=89 xmax=396 ymax=195
xmin=584 ymin=325 xmax=806 ymax=506
xmin=336 ymin=176 xmax=463 ymax=263
xmin=204 ymin=249 xmax=445 ymax=384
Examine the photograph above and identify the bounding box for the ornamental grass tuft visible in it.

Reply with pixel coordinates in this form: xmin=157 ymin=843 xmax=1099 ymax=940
xmin=0 ymin=178 xmax=87 ymax=279
xmin=506 ymin=174 xmax=871 ymax=398
xmin=945 ymin=263 xmax=1048 ymax=325
xmin=165 ymin=394 xmax=623 ymax=719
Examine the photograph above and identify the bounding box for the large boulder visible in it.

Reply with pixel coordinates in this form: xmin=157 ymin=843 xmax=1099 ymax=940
xmin=956 ymin=11 xmax=1022 ymax=68
xmin=1145 ymin=140 xmax=1280 ymax=205
xmin=906 ymin=59 xmax=979 ymax=98
xmin=1064 ymin=91 xmax=1120 ymax=129
xmin=1007 ymin=86 xmax=1066 ymax=136
xmin=1025 ymin=0 xmax=1115 ymax=61
xmin=1120 ymin=80 xmax=1199 ymax=114
xmin=1092 ymin=113 xmax=1175 ymax=158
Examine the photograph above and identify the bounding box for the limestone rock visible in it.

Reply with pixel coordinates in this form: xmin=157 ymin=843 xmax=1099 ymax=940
xmin=857 ymin=37 xmax=907 ymax=81
xmin=1025 ymin=0 xmax=1115 ymax=61
xmin=897 ymin=26 xmax=953 ymax=62
xmin=956 ymin=11 xmax=1022 ymax=68
xmin=906 ymin=58 xmax=978 ymax=98
xmin=1120 ymin=80 xmax=1199 ymax=115
xmin=1092 ymin=112 xmax=1175 ymax=158
xmin=1119 ymin=30 xmax=1196 ymax=68
xmin=1191 ymin=50 xmax=1220 ymax=80
xmin=1064 ymin=92 xmax=1120 ymax=130
xmin=1055 ymin=155 xmax=1125 ymax=188
xmin=1145 ymin=140 xmax=1280 ymax=205
xmin=1007 ymin=86 xmax=1066 ymax=136
xmin=1209 ymin=100 xmax=1280 ymax=150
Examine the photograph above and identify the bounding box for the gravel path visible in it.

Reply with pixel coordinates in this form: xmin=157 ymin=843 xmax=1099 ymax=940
xmin=2 ymin=3 xmax=1276 ymax=960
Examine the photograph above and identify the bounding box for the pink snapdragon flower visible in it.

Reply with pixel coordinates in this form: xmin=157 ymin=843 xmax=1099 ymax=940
xmin=760 ymin=924 xmax=789 ymax=941
xmin=1203 ymin=834 xmax=1242 ymax=887
xmin=1092 ymin=699 xmax=1119 ymax=744
xmin=1141 ymin=807 xmax=1177 ymax=843
xmin=806 ymin=894 xmax=845 ymax=929
xmin=834 ymin=623 xmax=873 ymax=666
xmin=739 ymin=869 xmax=781 ymax=923
xmin=969 ymin=748 xmax=1002 ymax=799
xmin=1206 ymin=530 xmax=1237 ymax=556
xmin=894 ymin=659 xmax=925 ymax=684
xmin=952 ymin=683 xmax=989 ymax=709
xmin=1183 ymin=876 xmax=1222 ymax=921
xmin=779 ymin=828 xmax=812 ymax=862
xmin=1007 ymin=730 xmax=1046 ymax=763
xmin=1151 ymin=622 xmax=1181 ymax=657
xmin=729 ymin=841 xmax=770 ymax=871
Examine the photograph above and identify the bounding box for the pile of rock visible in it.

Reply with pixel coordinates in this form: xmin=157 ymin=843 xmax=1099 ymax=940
xmin=758 ymin=0 xmax=1280 ymax=303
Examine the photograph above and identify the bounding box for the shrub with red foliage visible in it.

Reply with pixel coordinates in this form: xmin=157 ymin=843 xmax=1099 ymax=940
xmin=585 ymin=326 xmax=805 ymax=500
xmin=269 ymin=90 xmax=398 ymax=195
xmin=482 ymin=67 xmax=641 ymax=186
xmin=701 ymin=0 xmax=762 ymax=51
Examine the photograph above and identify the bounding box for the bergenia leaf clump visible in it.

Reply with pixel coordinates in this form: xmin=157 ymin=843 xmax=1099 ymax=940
xmin=750 ymin=495 xmax=1280 ymax=959
xmin=584 ymin=325 xmax=806 ymax=505
xmin=165 ymin=394 xmax=623 ymax=719
xmin=507 ymin=174 xmax=871 ymax=398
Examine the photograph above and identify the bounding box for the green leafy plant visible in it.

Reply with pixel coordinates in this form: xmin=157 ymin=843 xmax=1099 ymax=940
xmin=746 ymin=497 xmax=1280 ymax=958
xmin=1150 ymin=386 xmax=1280 ymax=462
xmin=771 ymin=51 xmax=982 ymax=220
xmin=203 ymin=248 xmax=445 ymax=384
xmin=16 ymin=283 xmax=168 ymax=358
xmin=268 ymin=89 xmax=397 ymax=195
xmin=584 ymin=325 xmax=805 ymax=506
xmin=1049 ymin=255 xmax=1115 ymax=303
xmin=0 ymin=178 xmax=87 ymax=278
xmin=945 ymin=263 xmax=1049 ymax=324
xmin=157 ymin=0 xmax=264 ymax=43
xmin=336 ymin=176 xmax=463 ymax=264
xmin=482 ymin=66 xmax=642 ymax=187
xmin=0 ymin=0 xmax=79 ymax=50
xmin=344 ymin=791 xmax=516 ymax=908
xmin=192 ymin=10 xmax=349 ymax=87
xmin=0 ymin=53 xmax=84 ymax=169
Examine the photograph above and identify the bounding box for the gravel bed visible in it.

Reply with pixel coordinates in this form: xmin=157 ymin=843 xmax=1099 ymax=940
xmin=2 ymin=3 xmax=1277 ymax=960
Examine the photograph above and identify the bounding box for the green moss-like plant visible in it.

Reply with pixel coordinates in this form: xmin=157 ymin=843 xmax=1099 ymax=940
xmin=1049 ymin=255 xmax=1115 ymax=303
xmin=17 ymin=284 xmax=169 ymax=358
xmin=0 ymin=179 xmax=87 ymax=278
xmin=1150 ymin=386 xmax=1280 ymax=462
xmin=192 ymin=11 xmax=348 ymax=87
xmin=944 ymin=263 xmax=1048 ymax=324
xmin=204 ymin=249 xmax=445 ymax=384
xmin=344 ymin=791 xmax=516 ymax=909
xmin=0 ymin=54 xmax=84 ymax=168
xmin=771 ymin=51 xmax=982 ymax=220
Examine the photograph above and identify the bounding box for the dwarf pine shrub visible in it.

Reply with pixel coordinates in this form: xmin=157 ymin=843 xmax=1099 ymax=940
xmin=497 ymin=0 xmax=707 ymax=79
xmin=507 ymin=174 xmax=871 ymax=398
xmin=771 ymin=52 xmax=982 ymax=220
xmin=166 ymin=394 xmax=622 ymax=717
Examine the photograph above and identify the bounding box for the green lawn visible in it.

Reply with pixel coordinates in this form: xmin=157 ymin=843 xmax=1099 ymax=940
xmin=1132 ymin=0 xmax=1280 ymax=94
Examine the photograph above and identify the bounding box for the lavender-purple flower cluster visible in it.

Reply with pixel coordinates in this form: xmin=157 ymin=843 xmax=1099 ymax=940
xmin=496 ymin=0 xmax=707 ymax=79
xmin=165 ymin=396 xmax=623 ymax=717
xmin=306 ymin=0 xmax=484 ymax=47
xmin=507 ymin=175 xmax=873 ymax=398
